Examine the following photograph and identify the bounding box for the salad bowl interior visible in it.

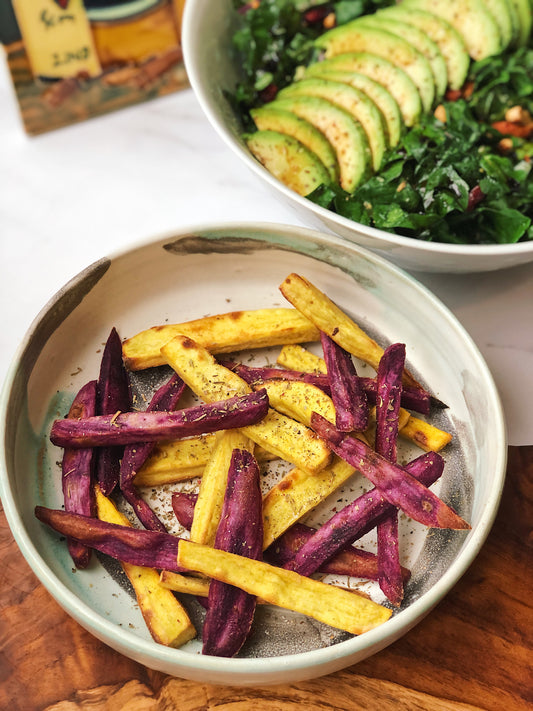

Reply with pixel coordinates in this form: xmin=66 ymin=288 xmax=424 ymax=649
xmin=0 ymin=223 xmax=506 ymax=685
xmin=181 ymin=0 xmax=533 ymax=274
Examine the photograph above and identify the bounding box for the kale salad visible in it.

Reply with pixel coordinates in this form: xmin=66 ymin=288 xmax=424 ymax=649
xmin=230 ymin=0 xmax=533 ymax=245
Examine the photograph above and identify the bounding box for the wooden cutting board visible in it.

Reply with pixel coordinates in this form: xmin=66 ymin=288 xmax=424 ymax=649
xmin=0 ymin=446 xmax=531 ymax=711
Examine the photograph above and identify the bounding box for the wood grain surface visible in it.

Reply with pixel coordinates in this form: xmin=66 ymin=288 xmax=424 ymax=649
xmin=1 ymin=446 xmax=531 ymax=711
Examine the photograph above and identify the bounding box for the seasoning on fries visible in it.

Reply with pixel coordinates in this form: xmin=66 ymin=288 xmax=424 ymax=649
xmin=37 ymin=271 xmax=465 ymax=657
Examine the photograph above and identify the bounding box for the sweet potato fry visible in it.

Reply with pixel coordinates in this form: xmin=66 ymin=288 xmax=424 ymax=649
xmin=202 ymin=448 xmax=263 ymax=656
xmin=122 ymin=308 xmax=320 ymax=370
xmin=262 ymin=456 xmax=356 ymax=549
xmin=399 ymin=415 xmax=453 ymax=452
xmin=279 ymin=273 xmax=428 ymax=394
xmin=160 ymin=335 xmax=332 ymax=475
xmin=284 ymin=450 xmax=446 ymax=577
xmin=265 ymin=523 xmax=410 ymax=583
xmin=96 ymin=327 xmax=132 ymax=495
xmin=95 ymin=488 xmax=196 ymax=648
xmin=254 ymin=378 xmax=337 ymax=429
xmin=375 ymin=344 xmax=405 ymax=462
xmin=364 ymin=406 xmax=411 ymax=449
xmin=134 ymin=434 xmax=277 ymax=487
xmin=277 ymin=344 xmax=327 ymax=374
xmin=374 ymin=343 xmax=405 ymax=607
xmin=171 ymin=491 xmax=197 ymax=527
xmin=311 ymin=413 xmax=469 ymax=530
xmin=320 ymin=332 xmax=369 ymax=431
xmin=190 ymin=430 xmax=254 ymax=546
xmin=177 ymin=540 xmax=392 ymax=636
xmin=50 ymin=390 xmax=269 ymax=448
xmin=120 ymin=372 xmax=186 ymax=532
xmin=159 ymin=571 xmax=211 ymax=597
xmin=61 ymin=379 xmax=97 ymax=568
xmin=34 ymin=506 xmax=189 ymax=572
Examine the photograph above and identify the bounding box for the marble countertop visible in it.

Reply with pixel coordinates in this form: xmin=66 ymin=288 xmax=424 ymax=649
xmin=1 ymin=57 xmax=532 ymax=445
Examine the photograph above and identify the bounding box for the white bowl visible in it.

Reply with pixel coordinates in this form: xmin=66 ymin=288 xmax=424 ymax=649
xmin=181 ymin=0 xmax=533 ymax=274
xmin=0 ymin=223 xmax=506 ymax=685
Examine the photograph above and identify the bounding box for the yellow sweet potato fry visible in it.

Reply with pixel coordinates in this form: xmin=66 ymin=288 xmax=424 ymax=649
xmin=258 ymin=379 xmax=337 ymax=428
xmin=259 ymin=379 xmax=370 ymax=445
xmin=134 ymin=434 xmax=276 ymax=487
xmin=262 ymin=456 xmax=356 ymax=549
xmin=279 ymin=273 xmax=422 ymax=390
xmin=399 ymin=415 xmax=453 ymax=452
xmin=159 ymin=571 xmax=211 ymax=597
xmin=161 ymin=335 xmax=332 ymax=475
xmin=123 ymin=308 xmax=320 ymax=370
xmin=95 ymin=487 xmax=196 ymax=648
xmin=190 ymin=429 xmax=254 ymax=546
xmin=177 ymin=540 xmax=391 ymax=635
xmin=134 ymin=433 xmax=217 ymax=486
xmin=277 ymin=344 xmax=327 ymax=373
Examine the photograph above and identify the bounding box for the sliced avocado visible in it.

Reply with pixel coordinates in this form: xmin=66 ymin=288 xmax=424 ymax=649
xmin=250 ymin=106 xmax=339 ymax=182
xmin=375 ymin=5 xmax=470 ymax=91
xmin=303 ymin=68 xmax=403 ymax=147
xmin=503 ymin=0 xmax=522 ymax=47
xmin=402 ymin=0 xmax=502 ymax=60
xmin=509 ymin=0 xmax=532 ymax=47
xmin=480 ymin=0 xmax=515 ymax=48
xmin=244 ymin=130 xmax=331 ymax=197
xmin=307 ymin=52 xmax=422 ymax=127
xmin=357 ymin=15 xmax=448 ymax=99
xmin=271 ymin=95 xmax=371 ymax=193
xmin=277 ymin=78 xmax=387 ymax=171
xmin=315 ymin=22 xmax=436 ymax=113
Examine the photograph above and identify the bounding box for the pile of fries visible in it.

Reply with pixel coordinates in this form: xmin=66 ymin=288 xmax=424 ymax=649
xmin=37 ymin=273 xmax=469 ymax=657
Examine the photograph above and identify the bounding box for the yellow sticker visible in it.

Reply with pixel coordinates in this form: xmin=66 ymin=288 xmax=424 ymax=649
xmin=12 ymin=0 xmax=101 ymax=79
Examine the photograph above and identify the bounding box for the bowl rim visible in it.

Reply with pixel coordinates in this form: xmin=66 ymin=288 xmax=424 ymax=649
xmin=0 ymin=221 xmax=508 ymax=678
xmin=180 ymin=0 xmax=533 ymax=263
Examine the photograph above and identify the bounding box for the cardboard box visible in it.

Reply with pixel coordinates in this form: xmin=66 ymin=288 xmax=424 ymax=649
xmin=1 ymin=0 xmax=188 ymax=134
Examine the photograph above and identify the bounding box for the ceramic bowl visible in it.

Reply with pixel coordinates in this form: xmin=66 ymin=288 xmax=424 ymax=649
xmin=0 ymin=223 xmax=506 ymax=685
xmin=181 ymin=0 xmax=533 ymax=274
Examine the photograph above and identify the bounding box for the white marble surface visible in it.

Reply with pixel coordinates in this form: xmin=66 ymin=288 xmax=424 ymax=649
xmin=1 ymin=57 xmax=532 ymax=445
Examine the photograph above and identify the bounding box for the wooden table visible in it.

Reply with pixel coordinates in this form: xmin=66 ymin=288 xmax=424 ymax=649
xmin=1 ymin=446 xmax=531 ymax=711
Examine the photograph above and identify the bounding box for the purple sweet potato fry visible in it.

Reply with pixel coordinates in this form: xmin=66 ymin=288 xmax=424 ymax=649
xmin=34 ymin=506 xmax=188 ymax=572
xmin=376 ymin=517 xmax=402 ymax=604
xmin=284 ymin=449 xmax=446 ymax=577
xmin=265 ymin=522 xmax=410 ymax=583
xmin=120 ymin=373 xmax=187 ymax=532
xmin=96 ymin=327 xmax=132 ymax=495
xmin=50 ymin=389 xmax=270 ymax=448
xmin=375 ymin=343 xmax=405 ymax=463
xmin=61 ymin=379 xmax=97 ymax=569
xmin=320 ymin=332 xmax=369 ymax=432
xmin=375 ymin=343 xmax=405 ymax=606
xmin=311 ymin=412 xmax=470 ymax=530
xmin=202 ymin=448 xmax=263 ymax=657
xmin=171 ymin=492 xmax=197 ymax=529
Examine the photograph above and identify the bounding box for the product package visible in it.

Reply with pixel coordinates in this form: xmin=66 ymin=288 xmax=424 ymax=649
xmin=1 ymin=0 xmax=188 ymax=134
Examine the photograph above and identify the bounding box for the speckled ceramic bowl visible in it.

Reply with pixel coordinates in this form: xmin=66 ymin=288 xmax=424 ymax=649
xmin=0 ymin=223 xmax=506 ymax=685
xmin=181 ymin=0 xmax=533 ymax=274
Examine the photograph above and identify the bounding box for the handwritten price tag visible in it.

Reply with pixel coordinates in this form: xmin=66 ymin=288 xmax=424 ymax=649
xmin=12 ymin=0 xmax=101 ymax=79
